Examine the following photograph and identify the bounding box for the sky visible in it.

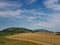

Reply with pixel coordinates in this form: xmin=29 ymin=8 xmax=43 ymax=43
xmin=0 ymin=0 xmax=60 ymax=32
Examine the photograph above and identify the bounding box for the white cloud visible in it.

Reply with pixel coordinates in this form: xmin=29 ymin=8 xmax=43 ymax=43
xmin=33 ymin=22 xmax=49 ymax=28
xmin=31 ymin=13 xmax=60 ymax=32
xmin=29 ymin=0 xmax=37 ymax=4
xmin=0 ymin=2 xmax=60 ymax=32
xmin=0 ymin=9 xmax=43 ymax=18
xmin=23 ymin=9 xmax=46 ymax=16
xmin=0 ymin=10 xmax=23 ymax=18
xmin=0 ymin=1 xmax=22 ymax=10
xmin=28 ymin=16 xmax=37 ymax=20
xmin=43 ymin=0 xmax=60 ymax=31
xmin=48 ymin=13 xmax=60 ymax=31
xmin=44 ymin=0 xmax=60 ymax=11
xmin=27 ymin=16 xmax=37 ymax=22
xmin=26 ymin=0 xmax=37 ymax=4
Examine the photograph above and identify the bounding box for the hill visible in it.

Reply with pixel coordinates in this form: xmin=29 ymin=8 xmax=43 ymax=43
xmin=0 ymin=27 xmax=53 ymax=36
xmin=0 ymin=27 xmax=32 ymax=36
xmin=33 ymin=29 xmax=53 ymax=33
xmin=6 ymin=32 xmax=60 ymax=45
xmin=2 ymin=27 xmax=32 ymax=33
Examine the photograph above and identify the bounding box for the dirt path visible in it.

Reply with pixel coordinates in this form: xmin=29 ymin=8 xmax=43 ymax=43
xmin=6 ymin=34 xmax=53 ymax=45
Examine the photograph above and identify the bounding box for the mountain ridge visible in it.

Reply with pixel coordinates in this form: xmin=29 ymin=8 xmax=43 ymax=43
xmin=0 ymin=27 xmax=53 ymax=36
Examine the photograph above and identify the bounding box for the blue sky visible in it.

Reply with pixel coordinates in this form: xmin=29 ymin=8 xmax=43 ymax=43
xmin=0 ymin=0 xmax=60 ymax=32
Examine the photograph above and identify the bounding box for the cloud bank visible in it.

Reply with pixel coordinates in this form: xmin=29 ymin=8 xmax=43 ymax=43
xmin=0 ymin=0 xmax=60 ymax=32
xmin=44 ymin=0 xmax=60 ymax=11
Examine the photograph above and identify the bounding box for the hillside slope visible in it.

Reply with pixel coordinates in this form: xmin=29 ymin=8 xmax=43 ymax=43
xmin=2 ymin=27 xmax=32 ymax=32
xmin=6 ymin=32 xmax=60 ymax=45
xmin=0 ymin=27 xmax=32 ymax=36
xmin=0 ymin=38 xmax=40 ymax=45
xmin=0 ymin=27 xmax=53 ymax=36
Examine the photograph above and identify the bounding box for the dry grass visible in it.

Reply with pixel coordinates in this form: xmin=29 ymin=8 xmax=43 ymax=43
xmin=6 ymin=32 xmax=60 ymax=45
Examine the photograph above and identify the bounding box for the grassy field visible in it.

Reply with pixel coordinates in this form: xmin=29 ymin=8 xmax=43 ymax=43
xmin=6 ymin=32 xmax=60 ymax=45
xmin=0 ymin=37 xmax=41 ymax=45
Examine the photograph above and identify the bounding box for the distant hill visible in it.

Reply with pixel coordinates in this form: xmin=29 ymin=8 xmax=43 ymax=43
xmin=0 ymin=27 xmax=53 ymax=36
xmin=0 ymin=27 xmax=32 ymax=36
xmin=33 ymin=29 xmax=53 ymax=33
xmin=2 ymin=27 xmax=32 ymax=33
